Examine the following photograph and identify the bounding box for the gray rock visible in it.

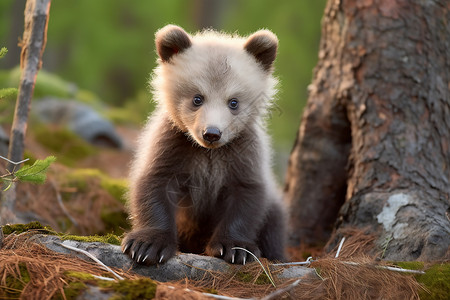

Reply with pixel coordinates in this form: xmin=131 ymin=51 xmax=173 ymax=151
xmin=76 ymin=286 xmax=113 ymax=300
xmin=34 ymin=234 xmax=314 ymax=282
xmin=277 ymin=265 xmax=315 ymax=279
xmin=35 ymin=235 xmax=229 ymax=282
xmin=33 ymin=98 xmax=123 ymax=149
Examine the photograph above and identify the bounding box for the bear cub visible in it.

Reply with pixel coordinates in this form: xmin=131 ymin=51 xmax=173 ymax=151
xmin=122 ymin=25 xmax=286 ymax=265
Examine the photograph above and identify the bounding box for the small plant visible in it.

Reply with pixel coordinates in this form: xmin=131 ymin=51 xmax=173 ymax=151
xmin=0 ymin=155 xmax=56 ymax=191
xmin=0 ymin=48 xmax=18 ymax=101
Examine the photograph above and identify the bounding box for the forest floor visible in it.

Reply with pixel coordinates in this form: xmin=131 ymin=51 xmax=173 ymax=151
xmin=1 ymin=124 xmax=449 ymax=299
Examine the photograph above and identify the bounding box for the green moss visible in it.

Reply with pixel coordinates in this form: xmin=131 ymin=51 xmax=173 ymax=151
xmin=33 ymin=126 xmax=97 ymax=166
xmin=60 ymin=272 xmax=156 ymax=300
xmin=204 ymin=288 xmax=218 ymax=295
xmin=65 ymin=271 xmax=96 ymax=281
xmin=416 ymin=263 xmax=450 ymax=300
xmin=60 ymin=233 xmax=121 ymax=245
xmin=5 ymin=67 xmax=75 ymax=99
xmin=394 ymin=261 xmax=425 ymax=271
xmin=98 ymin=278 xmax=157 ymax=300
xmin=53 ymin=272 xmax=92 ymax=300
xmin=63 ymin=168 xmax=128 ymax=203
xmin=255 ymin=273 xmax=271 ymax=285
xmin=1 ymin=222 xmax=121 ymax=245
xmin=61 ymin=281 xmax=88 ymax=300
xmin=235 ymin=271 xmax=253 ymax=283
xmin=100 ymin=210 xmax=130 ymax=235
xmin=2 ymin=221 xmax=55 ymax=235
xmin=235 ymin=271 xmax=270 ymax=285
xmin=1 ymin=263 xmax=30 ymax=299
xmin=101 ymin=177 xmax=128 ymax=204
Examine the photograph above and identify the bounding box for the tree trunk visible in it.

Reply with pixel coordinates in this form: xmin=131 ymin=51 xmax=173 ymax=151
xmin=8 ymin=0 xmax=51 ymax=172
xmin=284 ymin=0 xmax=450 ymax=261
xmin=1 ymin=0 xmax=51 ymax=225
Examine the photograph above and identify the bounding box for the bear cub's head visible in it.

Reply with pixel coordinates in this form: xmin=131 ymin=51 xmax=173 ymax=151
xmin=152 ymin=25 xmax=278 ymax=149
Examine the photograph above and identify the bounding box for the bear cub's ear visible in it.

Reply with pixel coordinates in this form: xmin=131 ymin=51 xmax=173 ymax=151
xmin=244 ymin=30 xmax=278 ymax=72
xmin=155 ymin=25 xmax=192 ymax=62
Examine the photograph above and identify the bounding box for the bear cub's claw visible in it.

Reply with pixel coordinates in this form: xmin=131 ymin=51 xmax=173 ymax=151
xmin=121 ymin=229 xmax=177 ymax=265
xmin=206 ymin=239 xmax=261 ymax=265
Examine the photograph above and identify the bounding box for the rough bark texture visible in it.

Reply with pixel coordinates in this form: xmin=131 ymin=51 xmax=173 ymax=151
xmin=285 ymin=0 xmax=450 ymax=261
xmin=8 ymin=0 xmax=51 ymax=171
xmin=1 ymin=0 xmax=51 ymax=226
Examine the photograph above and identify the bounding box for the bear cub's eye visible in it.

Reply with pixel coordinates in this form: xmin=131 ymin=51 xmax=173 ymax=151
xmin=228 ymin=98 xmax=239 ymax=110
xmin=193 ymin=94 xmax=204 ymax=106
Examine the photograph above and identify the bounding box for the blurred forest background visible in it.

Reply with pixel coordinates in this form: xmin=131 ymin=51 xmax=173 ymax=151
xmin=1 ymin=0 xmax=326 ymax=175
xmin=0 ymin=0 xmax=326 ymax=235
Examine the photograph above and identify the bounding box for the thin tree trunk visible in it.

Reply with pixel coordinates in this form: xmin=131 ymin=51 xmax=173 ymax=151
xmin=8 ymin=0 xmax=51 ymax=172
xmin=285 ymin=0 xmax=450 ymax=261
xmin=1 ymin=0 xmax=51 ymax=225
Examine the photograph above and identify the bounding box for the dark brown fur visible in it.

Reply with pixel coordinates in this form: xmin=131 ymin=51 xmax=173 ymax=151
xmin=122 ymin=118 xmax=286 ymax=264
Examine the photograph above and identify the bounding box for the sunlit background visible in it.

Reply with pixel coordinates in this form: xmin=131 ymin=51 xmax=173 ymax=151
xmin=0 ymin=0 xmax=326 ymax=180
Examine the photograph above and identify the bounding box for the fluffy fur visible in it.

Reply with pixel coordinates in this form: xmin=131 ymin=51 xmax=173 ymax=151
xmin=122 ymin=25 xmax=286 ymax=265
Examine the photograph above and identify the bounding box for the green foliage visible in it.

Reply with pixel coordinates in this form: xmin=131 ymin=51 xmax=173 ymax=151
xmin=0 ymin=87 xmax=17 ymax=99
xmin=0 ymin=156 xmax=56 ymax=191
xmin=14 ymin=156 xmax=56 ymax=184
xmin=0 ymin=47 xmax=7 ymax=59
xmin=1 ymin=1 xmax=326 ymax=148
xmin=0 ymin=48 xmax=18 ymax=124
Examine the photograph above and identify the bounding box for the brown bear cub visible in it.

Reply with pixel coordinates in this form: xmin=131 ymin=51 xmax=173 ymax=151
xmin=122 ymin=25 xmax=286 ymax=265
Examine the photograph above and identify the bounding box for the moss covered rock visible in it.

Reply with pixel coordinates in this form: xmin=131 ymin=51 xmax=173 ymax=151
xmin=33 ymin=126 xmax=97 ymax=166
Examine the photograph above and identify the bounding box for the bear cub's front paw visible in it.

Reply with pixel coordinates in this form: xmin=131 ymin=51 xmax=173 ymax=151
xmin=122 ymin=229 xmax=177 ymax=265
xmin=206 ymin=238 xmax=261 ymax=265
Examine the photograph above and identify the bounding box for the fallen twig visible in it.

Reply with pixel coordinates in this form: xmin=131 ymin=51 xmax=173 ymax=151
xmin=342 ymin=261 xmax=426 ymax=274
xmin=58 ymin=241 xmax=124 ymax=280
xmin=52 ymin=181 xmax=79 ymax=228
xmin=335 ymin=237 xmax=345 ymax=258
xmin=271 ymin=256 xmax=314 ymax=267
xmin=260 ymin=279 xmax=301 ymax=300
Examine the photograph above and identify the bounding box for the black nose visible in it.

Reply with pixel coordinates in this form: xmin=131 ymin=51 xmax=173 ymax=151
xmin=202 ymin=127 xmax=222 ymax=142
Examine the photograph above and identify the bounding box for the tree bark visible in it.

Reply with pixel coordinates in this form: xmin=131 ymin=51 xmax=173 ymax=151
xmin=8 ymin=0 xmax=51 ymax=172
xmin=1 ymin=0 xmax=51 ymax=225
xmin=285 ymin=0 xmax=450 ymax=261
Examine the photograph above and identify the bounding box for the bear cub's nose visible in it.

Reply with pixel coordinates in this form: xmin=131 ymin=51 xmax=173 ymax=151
xmin=203 ymin=127 xmax=222 ymax=142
